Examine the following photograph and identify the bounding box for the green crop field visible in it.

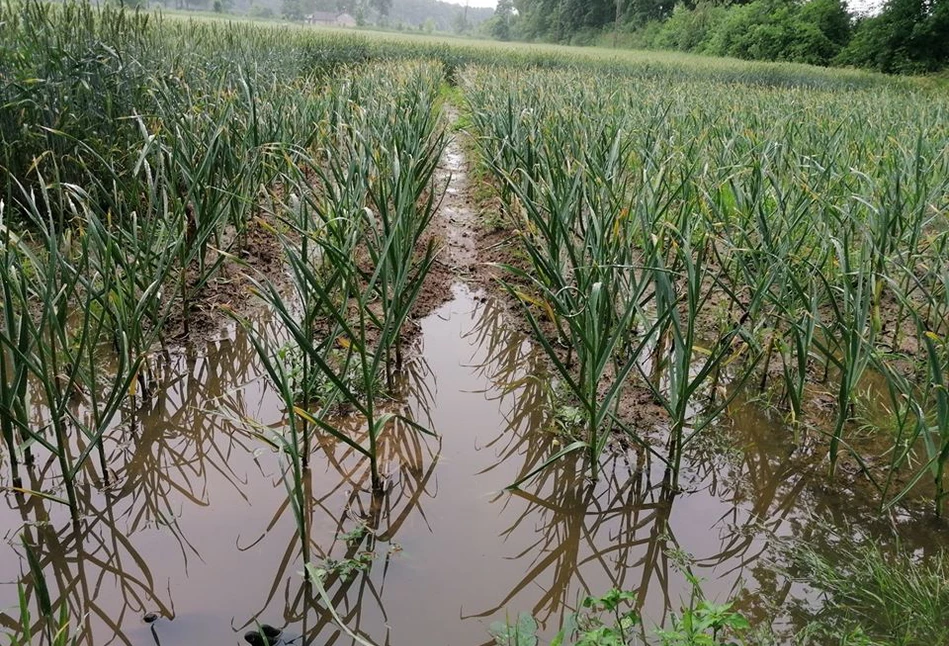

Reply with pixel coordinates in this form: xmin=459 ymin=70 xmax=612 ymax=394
xmin=1 ymin=2 xmax=948 ymax=645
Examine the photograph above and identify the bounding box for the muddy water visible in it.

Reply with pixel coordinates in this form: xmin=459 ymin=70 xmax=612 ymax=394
xmin=0 ymin=282 xmax=936 ymax=646
xmin=1 ymin=129 xmax=945 ymax=646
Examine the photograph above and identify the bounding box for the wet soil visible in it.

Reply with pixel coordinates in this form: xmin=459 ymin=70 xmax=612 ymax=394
xmin=162 ymin=216 xmax=288 ymax=345
xmin=401 ymin=106 xmax=482 ymax=328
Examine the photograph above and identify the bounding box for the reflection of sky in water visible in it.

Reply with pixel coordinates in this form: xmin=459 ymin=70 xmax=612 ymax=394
xmin=0 ymin=283 xmax=942 ymax=646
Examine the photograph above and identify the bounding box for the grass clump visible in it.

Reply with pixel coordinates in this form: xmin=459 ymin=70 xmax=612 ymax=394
xmin=791 ymin=540 xmax=949 ymax=646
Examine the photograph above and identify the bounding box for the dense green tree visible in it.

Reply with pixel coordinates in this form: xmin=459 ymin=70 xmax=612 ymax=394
xmin=625 ymin=0 xmax=675 ymax=26
xmin=699 ymin=0 xmax=846 ymax=63
xmin=282 ymin=0 xmax=306 ymax=19
xmin=492 ymin=0 xmax=515 ymax=39
xmin=799 ymin=0 xmax=851 ymax=46
xmin=561 ymin=0 xmax=613 ymax=29
xmin=513 ymin=0 xmax=675 ymax=40
xmin=837 ymin=0 xmax=949 ymax=72
xmin=371 ymin=0 xmax=392 ymax=17
xmin=513 ymin=0 xmax=557 ymax=39
xmin=652 ymin=2 xmax=726 ymax=51
xmin=452 ymin=10 xmax=469 ymax=32
xmin=640 ymin=0 xmax=853 ymax=65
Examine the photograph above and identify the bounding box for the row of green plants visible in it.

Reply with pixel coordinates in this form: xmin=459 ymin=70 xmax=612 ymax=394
xmin=462 ymin=65 xmax=949 ymax=513
xmin=0 ymin=0 xmax=441 ymax=500
xmin=229 ymin=60 xmax=447 ymax=572
xmin=1 ymin=2 xmax=452 ymax=640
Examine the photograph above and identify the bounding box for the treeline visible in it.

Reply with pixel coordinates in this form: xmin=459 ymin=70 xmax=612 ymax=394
xmin=507 ymin=0 xmax=949 ymax=73
xmin=381 ymin=0 xmax=494 ymax=31
xmin=279 ymin=0 xmax=494 ymax=30
xmin=152 ymin=0 xmax=493 ymax=34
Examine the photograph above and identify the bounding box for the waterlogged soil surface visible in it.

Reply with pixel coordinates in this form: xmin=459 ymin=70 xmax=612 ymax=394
xmin=1 ymin=123 xmax=946 ymax=646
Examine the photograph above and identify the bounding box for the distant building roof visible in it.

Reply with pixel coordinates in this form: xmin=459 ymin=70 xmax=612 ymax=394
xmin=306 ymin=11 xmax=338 ymax=22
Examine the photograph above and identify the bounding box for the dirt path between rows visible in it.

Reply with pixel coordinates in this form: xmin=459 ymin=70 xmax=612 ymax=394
xmin=409 ymin=105 xmax=482 ymax=319
xmin=436 ymin=107 xmax=479 ymax=274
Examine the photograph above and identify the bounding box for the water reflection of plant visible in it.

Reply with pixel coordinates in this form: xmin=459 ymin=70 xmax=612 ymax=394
xmin=233 ymin=360 xmax=440 ymax=646
xmin=460 ymin=294 xmax=551 ymax=480
xmin=769 ymin=525 xmax=949 ymax=645
xmin=6 ymin=483 xmax=173 ymax=646
xmin=1 ymin=320 xmax=273 ymax=645
xmin=2 ymin=534 xmax=76 ymax=646
xmin=117 ymin=337 xmax=262 ymax=538
xmin=460 ymin=296 xmax=676 ymax=630
xmin=457 ymin=295 xmax=932 ymax=640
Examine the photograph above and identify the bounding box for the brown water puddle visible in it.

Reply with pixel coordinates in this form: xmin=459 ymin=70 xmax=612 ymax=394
xmin=1 ymin=283 xmax=944 ymax=646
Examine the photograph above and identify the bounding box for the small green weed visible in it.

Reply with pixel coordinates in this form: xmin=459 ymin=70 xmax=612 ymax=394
xmin=789 ymin=537 xmax=949 ymax=646
xmin=317 ymin=552 xmax=374 ymax=581
xmin=489 ymin=583 xmax=750 ymax=646
xmin=337 ymin=523 xmax=370 ymax=545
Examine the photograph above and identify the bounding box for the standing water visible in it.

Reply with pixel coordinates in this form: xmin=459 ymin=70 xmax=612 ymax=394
xmin=0 ymin=122 xmax=941 ymax=646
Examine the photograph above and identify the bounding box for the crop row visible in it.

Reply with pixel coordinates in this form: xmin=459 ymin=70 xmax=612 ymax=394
xmin=463 ymin=65 xmax=949 ymax=513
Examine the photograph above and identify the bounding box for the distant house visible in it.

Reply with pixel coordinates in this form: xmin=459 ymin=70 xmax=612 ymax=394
xmin=305 ymin=11 xmax=357 ymax=27
xmin=335 ymin=13 xmax=357 ymax=27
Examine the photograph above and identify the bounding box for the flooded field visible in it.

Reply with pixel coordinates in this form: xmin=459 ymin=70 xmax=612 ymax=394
xmin=1 ymin=271 xmax=943 ymax=645
xmin=3 ymin=5 xmax=949 ymax=645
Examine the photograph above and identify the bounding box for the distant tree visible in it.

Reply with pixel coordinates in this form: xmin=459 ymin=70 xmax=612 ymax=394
xmin=249 ymin=3 xmax=275 ymax=17
xmin=452 ymin=10 xmax=469 ymax=33
xmin=625 ymin=0 xmax=675 ymax=27
xmin=492 ymin=0 xmax=515 ymax=39
xmin=511 ymin=0 xmax=946 ymax=72
xmin=561 ymin=0 xmax=615 ymax=29
xmin=371 ymin=0 xmax=392 ymax=17
xmin=837 ymin=0 xmax=948 ymax=71
xmin=652 ymin=2 xmax=726 ymax=51
xmin=177 ymin=0 xmax=211 ymax=10
xmin=282 ymin=0 xmax=306 ymax=20
xmin=799 ymin=0 xmax=851 ymax=47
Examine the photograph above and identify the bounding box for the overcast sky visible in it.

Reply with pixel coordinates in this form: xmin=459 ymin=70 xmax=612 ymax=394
xmin=439 ymin=0 xmax=879 ymax=14
xmin=441 ymin=0 xmax=498 ymax=8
